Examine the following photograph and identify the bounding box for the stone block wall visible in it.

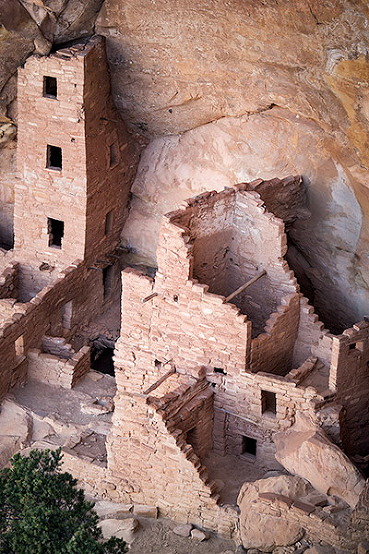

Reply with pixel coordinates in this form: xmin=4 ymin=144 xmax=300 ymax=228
xmin=15 ymin=36 xmax=134 ymax=269
xmin=0 ymin=256 xmax=120 ymax=400
xmin=27 ymin=344 xmax=90 ymax=388
xmin=116 ymin=266 xmax=249 ymax=391
xmin=249 ymin=293 xmax=300 ymax=375
xmin=167 ymin=187 xmax=299 ymax=339
xmin=84 ymin=38 xmax=135 ymax=263
xmin=16 ymin=44 xmax=88 ymax=266
xmin=0 ymin=262 xmax=18 ymax=299
xmin=111 ymin=184 xmax=340 ymax=511
xmin=329 ymin=321 xmax=369 ymax=456
xmin=209 ymin=360 xmax=327 ymax=464
xmin=108 ymin=372 xmax=237 ymax=536
xmin=293 ymin=295 xmax=333 ymax=368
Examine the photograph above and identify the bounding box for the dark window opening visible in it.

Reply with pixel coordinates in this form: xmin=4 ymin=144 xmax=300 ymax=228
xmin=46 ymin=145 xmax=62 ymax=170
xmin=90 ymin=345 xmax=114 ymax=376
xmin=43 ymin=76 xmax=57 ymax=99
xmin=349 ymin=343 xmax=357 ymax=350
xmin=186 ymin=426 xmax=200 ymax=456
xmin=261 ymin=390 xmax=277 ymax=415
xmin=109 ymin=143 xmax=118 ymax=168
xmin=242 ymin=436 xmax=257 ymax=457
xmin=214 ymin=367 xmax=226 ymax=374
xmin=103 ymin=265 xmax=114 ymax=300
xmin=105 ymin=210 xmax=113 ymax=235
xmin=48 ymin=218 xmax=64 ymax=248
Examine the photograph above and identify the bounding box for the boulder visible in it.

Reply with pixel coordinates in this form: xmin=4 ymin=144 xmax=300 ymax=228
xmin=274 ymin=425 xmax=365 ymax=508
xmin=0 ymin=399 xmax=32 ymax=467
xmin=133 ymin=504 xmax=158 ymax=518
xmin=190 ymin=528 xmax=209 ymax=541
xmin=237 ymin=475 xmax=306 ymax=551
xmin=98 ymin=517 xmax=139 ymax=544
xmin=173 ymin=523 xmax=193 ymax=537
xmin=94 ymin=500 xmax=133 ymax=520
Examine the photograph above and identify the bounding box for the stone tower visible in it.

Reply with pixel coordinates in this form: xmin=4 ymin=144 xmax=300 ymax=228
xmin=15 ymin=36 xmax=129 ymax=269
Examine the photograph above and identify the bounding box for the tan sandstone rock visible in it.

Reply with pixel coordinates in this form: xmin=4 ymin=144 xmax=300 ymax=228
xmin=0 ymin=399 xmax=32 ymax=467
xmin=237 ymin=475 xmax=307 ymax=551
xmin=98 ymin=517 xmax=139 ymax=544
xmin=274 ymin=425 xmax=365 ymax=508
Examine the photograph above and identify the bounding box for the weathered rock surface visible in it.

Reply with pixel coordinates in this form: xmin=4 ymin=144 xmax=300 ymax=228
xmin=173 ymin=523 xmax=193 ymax=537
xmin=98 ymin=516 xmax=139 ymax=543
xmin=95 ymin=0 xmax=369 ymax=332
xmin=96 ymin=0 xmax=369 ymax=138
xmin=120 ymin=106 xmax=369 ymax=331
xmin=94 ymin=500 xmax=133 ymax=520
xmin=274 ymin=425 xmax=365 ymax=508
xmin=237 ymin=475 xmax=307 ymax=551
xmin=0 ymin=398 xmax=32 ymax=466
xmin=132 ymin=504 xmax=158 ymax=518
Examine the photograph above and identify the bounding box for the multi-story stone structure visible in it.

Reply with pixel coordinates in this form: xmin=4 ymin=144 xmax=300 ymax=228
xmin=0 ymin=35 xmax=134 ymax=397
xmin=0 ymin=35 xmax=368 ymax=551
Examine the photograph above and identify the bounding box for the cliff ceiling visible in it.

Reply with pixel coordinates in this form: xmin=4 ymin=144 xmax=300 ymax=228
xmin=1 ymin=0 xmax=369 ymax=332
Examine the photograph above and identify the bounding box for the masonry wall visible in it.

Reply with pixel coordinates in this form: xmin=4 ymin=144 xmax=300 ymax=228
xmin=183 ymin=189 xmax=298 ymax=339
xmin=329 ymin=321 xmax=369 ymax=457
xmin=0 ymin=262 xmax=18 ymax=299
xmin=16 ymin=45 xmax=87 ymax=266
xmin=83 ymin=37 xmax=135 ymax=264
xmin=15 ymin=36 xmax=134 ymax=270
xmin=112 ymin=186 xmax=320 ymax=458
xmin=0 ymin=258 xmax=120 ymax=400
xmin=293 ymin=295 xmax=333 ymax=368
xmin=27 ymin=345 xmax=90 ymax=388
xmin=108 ymin=374 xmax=237 ymax=536
xmin=209 ymin=359 xmax=326 ymax=464
xmin=116 ymin=266 xmax=249 ymax=392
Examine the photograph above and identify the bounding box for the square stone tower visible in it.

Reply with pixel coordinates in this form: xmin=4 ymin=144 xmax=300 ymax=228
xmin=15 ymin=36 xmax=129 ymax=268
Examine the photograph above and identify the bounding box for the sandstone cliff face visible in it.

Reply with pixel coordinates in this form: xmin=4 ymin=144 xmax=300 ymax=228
xmin=1 ymin=0 xmax=369 ymax=331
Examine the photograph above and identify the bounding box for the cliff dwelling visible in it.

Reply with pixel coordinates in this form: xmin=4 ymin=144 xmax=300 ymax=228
xmin=1 ymin=2 xmax=369 ymax=553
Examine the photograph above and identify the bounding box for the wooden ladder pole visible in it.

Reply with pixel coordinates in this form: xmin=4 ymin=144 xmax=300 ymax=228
xmin=223 ymin=269 xmax=267 ymax=304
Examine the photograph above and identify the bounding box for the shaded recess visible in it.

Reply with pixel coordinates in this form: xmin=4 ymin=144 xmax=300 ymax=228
xmin=189 ymin=178 xmax=304 ymax=338
xmin=244 ymin=176 xmax=349 ymax=335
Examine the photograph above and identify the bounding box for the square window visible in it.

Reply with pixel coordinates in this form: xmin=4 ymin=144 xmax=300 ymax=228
xmin=48 ymin=218 xmax=64 ymax=249
xmin=242 ymin=436 xmax=257 ymax=457
xmin=261 ymin=389 xmax=276 ymax=416
xmin=46 ymin=145 xmax=62 ymax=170
xmin=43 ymin=76 xmax=57 ymax=99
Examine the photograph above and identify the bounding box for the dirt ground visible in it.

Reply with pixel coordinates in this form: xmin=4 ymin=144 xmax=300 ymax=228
xmin=128 ymin=516 xmax=236 ymax=554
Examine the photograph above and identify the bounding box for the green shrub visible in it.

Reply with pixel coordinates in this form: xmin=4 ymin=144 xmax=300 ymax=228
xmin=0 ymin=448 xmax=127 ymax=554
